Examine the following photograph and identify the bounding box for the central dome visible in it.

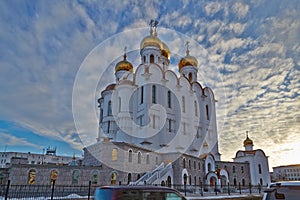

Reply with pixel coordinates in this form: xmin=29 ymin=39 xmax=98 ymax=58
xmin=140 ymin=35 xmax=162 ymax=49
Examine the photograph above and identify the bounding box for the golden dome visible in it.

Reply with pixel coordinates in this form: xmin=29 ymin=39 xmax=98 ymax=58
xmin=161 ymin=42 xmax=170 ymax=60
xmin=178 ymin=55 xmax=198 ymax=70
xmin=243 ymin=136 xmax=253 ymax=147
xmin=140 ymin=35 xmax=162 ymax=49
xmin=115 ymin=54 xmax=133 ymax=72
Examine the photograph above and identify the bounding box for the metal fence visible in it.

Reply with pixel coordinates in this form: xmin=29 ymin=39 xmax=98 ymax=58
xmin=0 ymin=180 xmax=98 ymax=200
xmin=0 ymin=180 xmax=266 ymax=199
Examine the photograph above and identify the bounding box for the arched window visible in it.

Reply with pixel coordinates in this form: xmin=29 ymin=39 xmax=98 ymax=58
xmin=167 ymin=90 xmax=171 ymax=108
xmin=72 ymin=170 xmax=79 ymax=184
xmin=183 ymin=158 xmax=186 ymax=168
xmin=241 ymin=166 xmax=244 ymax=173
xmin=182 ymin=96 xmax=185 ymax=112
xmin=108 ymin=100 xmax=112 ymax=116
xmin=111 ymin=172 xmax=117 ymax=185
xmin=150 ymin=54 xmax=154 ymax=63
xmin=208 ymin=163 xmax=211 ymax=171
xmin=194 ymin=176 xmax=197 ymax=185
xmin=189 ymin=160 xmax=191 ymax=169
xmin=260 ymin=178 xmax=263 ymax=186
xmin=152 ymin=85 xmax=156 ymax=103
xmin=28 ymin=169 xmax=36 ymax=184
xmin=128 ymin=150 xmax=132 ymax=163
xmin=189 ymin=73 xmax=192 ymax=82
xmin=137 ymin=152 xmax=141 ymax=164
xmin=206 ymin=105 xmax=209 ymax=120
xmin=198 ymin=162 xmax=201 ymax=170
xmin=233 ymin=178 xmax=237 ymax=186
xmin=242 ymin=178 xmax=245 ymax=186
xmin=112 ymin=148 xmax=118 ymax=161
xmin=50 ymin=170 xmax=57 ymax=183
xmin=194 ymin=101 xmax=198 ymax=116
xmin=233 ymin=166 xmax=236 ymax=173
xmin=92 ymin=170 xmax=98 ymax=184
xmin=127 ymin=173 xmax=132 ymax=184
xmin=118 ymin=97 xmax=121 ymax=112
xmin=194 ymin=161 xmax=196 ymax=169
xmin=258 ymin=164 xmax=262 ymax=174
xmin=146 ymin=154 xmax=150 ymax=164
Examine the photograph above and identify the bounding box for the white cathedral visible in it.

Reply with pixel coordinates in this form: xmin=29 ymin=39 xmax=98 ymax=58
xmin=83 ymin=21 xmax=270 ymax=187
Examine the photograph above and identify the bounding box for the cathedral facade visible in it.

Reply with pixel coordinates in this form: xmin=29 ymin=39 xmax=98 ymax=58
xmin=82 ymin=23 xmax=270 ymax=188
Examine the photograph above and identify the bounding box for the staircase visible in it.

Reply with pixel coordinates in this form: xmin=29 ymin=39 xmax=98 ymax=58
xmin=131 ymin=162 xmax=173 ymax=185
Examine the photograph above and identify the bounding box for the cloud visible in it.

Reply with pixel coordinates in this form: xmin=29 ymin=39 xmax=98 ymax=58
xmin=0 ymin=132 xmax=41 ymax=149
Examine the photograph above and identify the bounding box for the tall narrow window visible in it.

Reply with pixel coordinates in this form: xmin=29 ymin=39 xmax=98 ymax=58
xmin=140 ymin=86 xmax=144 ymax=104
xmin=150 ymin=54 xmax=154 ymax=63
xmin=128 ymin=150 xmax=132 ymax=163
xmin=168 ymin=119 xmax=172 ymax=133
xmin=242 ymin=179 xmax=245 ymax=186
xmin=72 ymin=170 xmax=79 ymax=184
xmin=258 ymin=164 xmax=262 ymax=174
xmin=183 ymin=158 xmax=186 ymax=168
xmin=208 ymin=163 xmax=211 ymax=171
xmin=111 ymin=172 xmax=117 ymax=185
xmin=137 ymin=152 xmax=141 ymax=164
xmin=206 ymin=105 xmax=209 ymax=120
xmin=118 ymin=97 xmax=121 ymax=112
xmin=194 ymin=101 xmax=198 ymax=116
xmin=189 ymin=73 xmax=192 ymax=82
xmin=28 ymin=169 xmax=36 ymax=184
xmin=233 ymin=166 xmax=236 ymax=173
xmin=167 ymin=90 xmax=171 ymax=108
xmin=143 ymin=56 xmax=146 ymax=63
xmin=241 ymin=166 xmax=244 ymax=173
xmin=108 ymin=100 xmax=112 ymax=116
xmin=107 ymin=121 xmax=111 ymax=133
xmin=152 ymin=85 xmax=156 ymax=104
xmin=100 ymin=109 xmax=103 ymax=122
xmin=112 ymin=148 xmax=118 ymax=161
xmin=92 ymin=170 xmax=98 ymax=184
xmin=146 ymin=154 xmax=150 ymax=164
xmin=182 ymin=96 xmax=185 ymax=112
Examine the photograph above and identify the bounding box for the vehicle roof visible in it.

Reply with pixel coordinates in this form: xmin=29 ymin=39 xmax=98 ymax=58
xmin=98 ymin=185 xmax=179 ymax=191
xmin=269 ymin=181 xmax=300 ymax=187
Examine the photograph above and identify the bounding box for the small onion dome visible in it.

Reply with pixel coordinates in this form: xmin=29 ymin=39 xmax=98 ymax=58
xmin=243 ymin=136 xmax=253 ymax=147
xmin=105 ymin=83 xmax=116 ymax=91
xmin=115 ymin=53 xmax=133 ymax=72
xmin=161 ymin=42 xmax=170 ymax=60
xmin=140 ymin=35 xmax=162 ymax=49
xmin=178 ymin=55 xmax=198 ymax=70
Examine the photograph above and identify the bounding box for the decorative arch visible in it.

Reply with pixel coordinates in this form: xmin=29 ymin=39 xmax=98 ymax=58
xmin=181 ymin=168 xmax=189 ymax=185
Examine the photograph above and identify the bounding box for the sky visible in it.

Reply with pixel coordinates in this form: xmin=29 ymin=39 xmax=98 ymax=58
xmin=0 ymin=0 xmax=299 ymax=171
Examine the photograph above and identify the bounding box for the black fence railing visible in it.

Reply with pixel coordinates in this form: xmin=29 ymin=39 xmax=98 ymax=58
xmin=0 ymin=180 xmax=266 ymax=199
xmin=0 ymin=180 xmax=98 ymax=200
